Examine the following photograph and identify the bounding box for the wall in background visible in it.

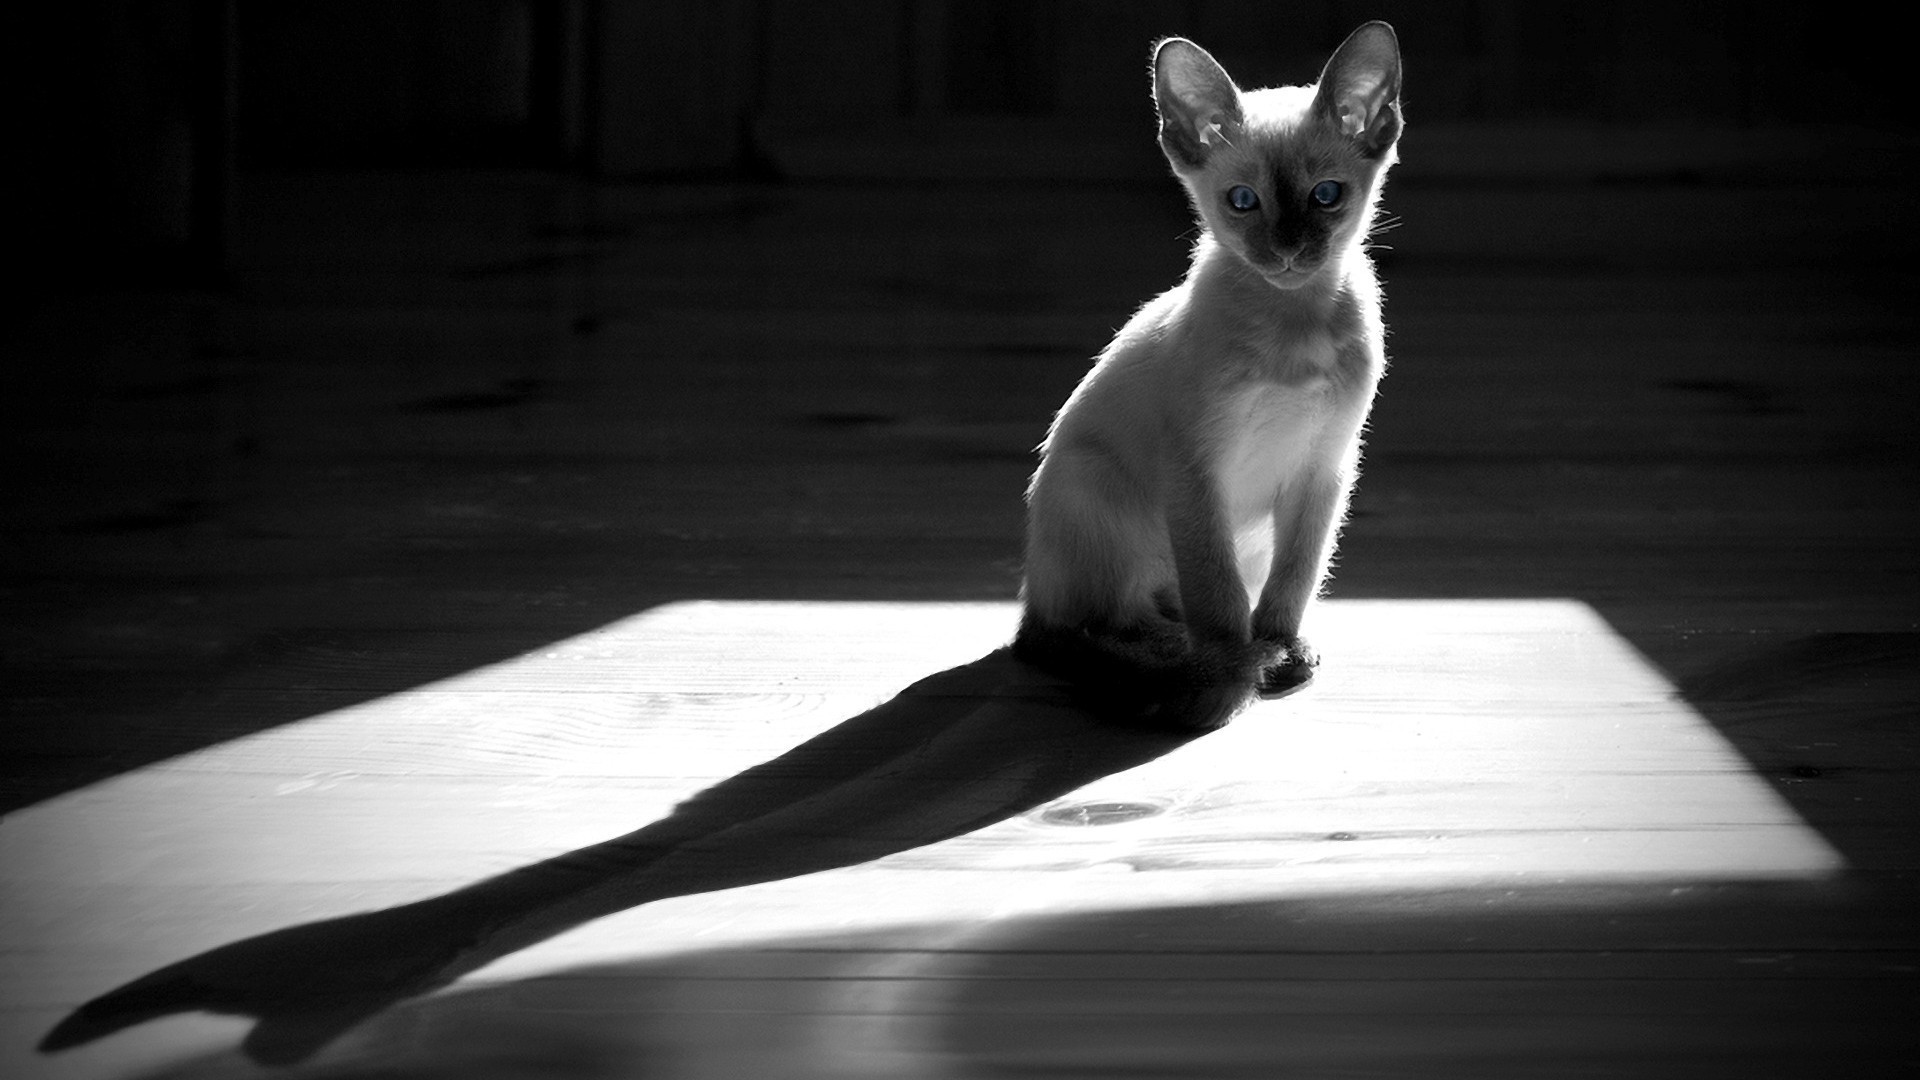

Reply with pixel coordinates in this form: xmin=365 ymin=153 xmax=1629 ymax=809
xmin=234 ymin=0 xmax=1908 ymax=173
xmin=15 ymin=1 xmax=1910 ymax=280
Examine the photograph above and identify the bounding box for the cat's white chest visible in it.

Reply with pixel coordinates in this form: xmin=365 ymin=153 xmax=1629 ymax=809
xmin=1210 ymin=379 xmax=1332 ymax=525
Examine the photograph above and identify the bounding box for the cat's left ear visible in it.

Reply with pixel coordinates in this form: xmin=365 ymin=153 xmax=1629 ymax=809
xmin=1314 ymin=21 xmax=1402 ymax=154
xmin=1153 ymin=38 xmax=1244 ymax=171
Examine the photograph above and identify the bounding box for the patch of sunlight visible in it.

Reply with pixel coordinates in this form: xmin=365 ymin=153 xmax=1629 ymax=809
xmin=1 ymin=600 xmax=1844 ymax=993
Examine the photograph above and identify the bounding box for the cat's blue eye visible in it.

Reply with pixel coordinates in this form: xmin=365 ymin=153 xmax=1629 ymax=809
xmin=1311 ymin=180 xmax=1344 ymax=208
xmin=1227 ymin=185 xmax=1260 ymax=212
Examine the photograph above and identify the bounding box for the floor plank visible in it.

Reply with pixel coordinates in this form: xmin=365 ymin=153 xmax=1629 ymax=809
xmin=0 ymin=599 xmax=1879 ymax=1077
xmin=6 ymin=159 xmax=1920 ymax=1076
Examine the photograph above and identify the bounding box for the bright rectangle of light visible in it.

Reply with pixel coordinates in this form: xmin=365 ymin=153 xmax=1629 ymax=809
xmin=1 ymin=599 xmax=1845 ymax=989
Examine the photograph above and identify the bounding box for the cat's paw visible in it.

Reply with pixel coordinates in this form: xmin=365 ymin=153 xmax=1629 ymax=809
xmin=1255 ymin=636 xmax=1318 ymax=699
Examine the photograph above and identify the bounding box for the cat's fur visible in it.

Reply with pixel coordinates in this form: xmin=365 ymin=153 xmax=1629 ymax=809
xmin=1015 ymin=23 xmax=1402 ymax=731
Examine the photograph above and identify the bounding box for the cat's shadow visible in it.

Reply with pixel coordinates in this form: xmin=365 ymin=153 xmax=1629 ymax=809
xmin=40 ymin=647 xmax=1202 ymax=1065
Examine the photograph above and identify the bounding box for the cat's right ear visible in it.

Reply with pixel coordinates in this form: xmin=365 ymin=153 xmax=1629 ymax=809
xmin=1153 ymin=38 xmax=1243 ymax=170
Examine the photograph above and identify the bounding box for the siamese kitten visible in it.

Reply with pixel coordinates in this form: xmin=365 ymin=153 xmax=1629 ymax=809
xmin=1016 ymin=23 xmax=1402 ymax=730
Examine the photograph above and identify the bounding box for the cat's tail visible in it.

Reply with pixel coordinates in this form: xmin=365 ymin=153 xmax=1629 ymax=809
xmin=1012 ymin=612 xmax=1264 ymax=732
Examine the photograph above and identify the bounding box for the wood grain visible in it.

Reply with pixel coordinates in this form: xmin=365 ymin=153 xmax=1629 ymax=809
xmin=6 ymin=155 xmax=1919 ymax=1077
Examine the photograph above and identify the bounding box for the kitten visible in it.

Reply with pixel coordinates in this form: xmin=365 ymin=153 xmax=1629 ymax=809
xmin=1015 ymin=23 xmax=1403 ymax=731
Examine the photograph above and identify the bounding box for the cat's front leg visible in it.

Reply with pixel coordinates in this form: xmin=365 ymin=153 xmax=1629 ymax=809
xmin=1252 ymin=470 xmax=1347 ymax=696
xmin=1169 ymin=459 xmax=1254 ymax=648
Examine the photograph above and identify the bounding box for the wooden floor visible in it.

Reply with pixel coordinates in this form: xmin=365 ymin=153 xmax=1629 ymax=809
xmin=5 ymin=130 xmax=1920 ymax=1077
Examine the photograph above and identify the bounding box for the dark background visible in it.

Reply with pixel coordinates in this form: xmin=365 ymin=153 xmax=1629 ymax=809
xmin=15 ymin=0 xmax=1912 ymax=281
xmin=5 ymin=1 xmax=1917 ymax=836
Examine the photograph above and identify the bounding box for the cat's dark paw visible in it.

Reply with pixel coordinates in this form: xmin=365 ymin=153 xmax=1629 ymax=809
xmin=1255 ymin=636 xmax=1318 ymax=699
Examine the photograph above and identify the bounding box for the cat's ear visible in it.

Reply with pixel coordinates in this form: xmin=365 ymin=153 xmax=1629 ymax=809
xmin=1153 ymin=38 xmax=1243 ymax=170
xmin=1313 ymin=21 xmax=1402 ymax=154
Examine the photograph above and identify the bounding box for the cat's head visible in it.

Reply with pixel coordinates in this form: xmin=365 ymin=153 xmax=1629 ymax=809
xmin=1153 ymin=23 xmax=1401 ymax=291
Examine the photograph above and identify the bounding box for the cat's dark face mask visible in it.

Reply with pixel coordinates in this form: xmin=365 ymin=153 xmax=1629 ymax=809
xmin=1153 ymin=26 xmax=1401 ymax=293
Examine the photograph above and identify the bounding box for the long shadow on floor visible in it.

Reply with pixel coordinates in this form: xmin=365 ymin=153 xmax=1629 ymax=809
xmin=41 ymin=648 xmax=1202 ymax=1065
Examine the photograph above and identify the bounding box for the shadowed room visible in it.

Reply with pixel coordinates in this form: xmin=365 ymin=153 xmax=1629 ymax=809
xmin=5 ymin=2 xmax=1918 ymax=1077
